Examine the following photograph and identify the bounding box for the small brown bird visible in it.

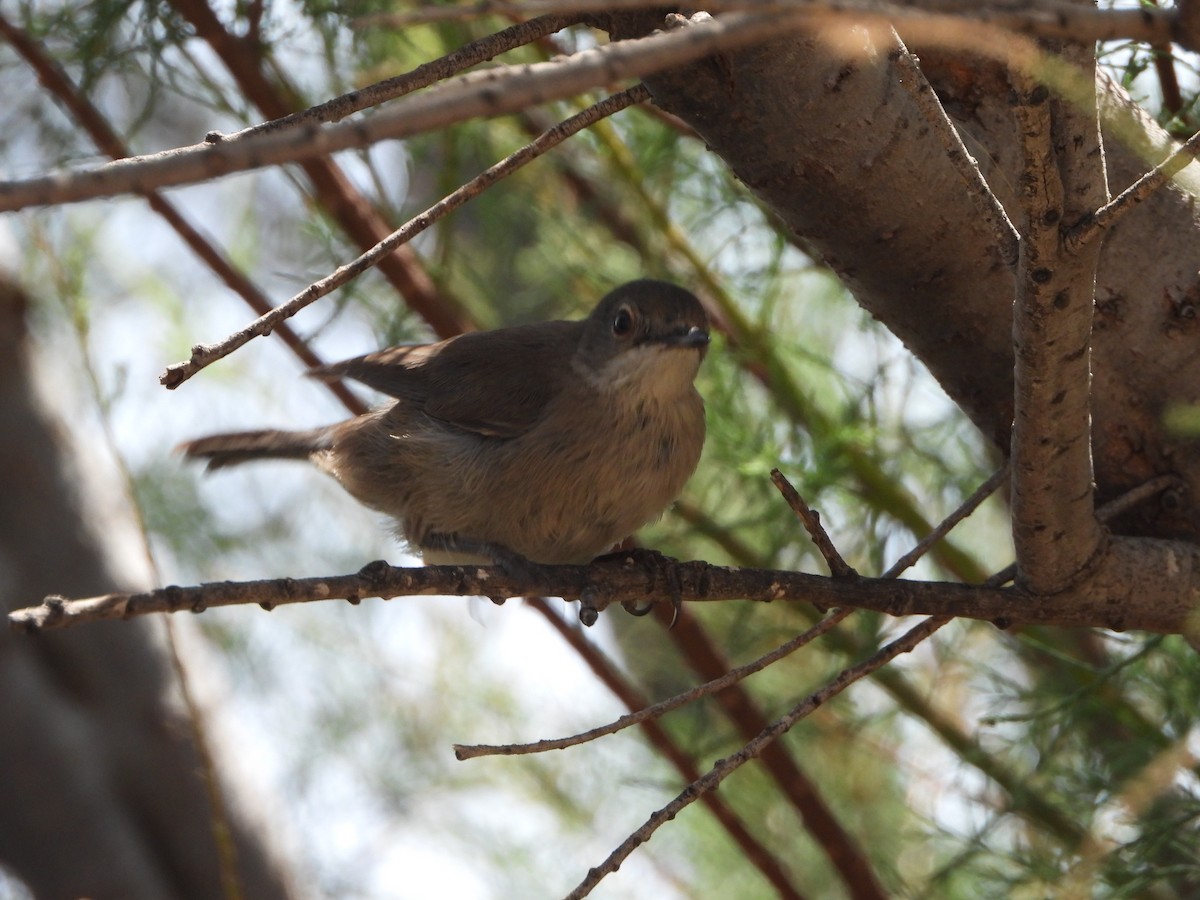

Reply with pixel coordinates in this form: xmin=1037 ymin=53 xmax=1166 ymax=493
xmin=181 ymin=280 xmax=709 ymax=567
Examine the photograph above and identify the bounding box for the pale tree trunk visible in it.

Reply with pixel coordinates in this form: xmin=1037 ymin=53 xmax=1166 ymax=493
xmin=603 ymin=12 xmax=1200 ymax=545
xmin=0 ymin=278 xmax=296 ymax=899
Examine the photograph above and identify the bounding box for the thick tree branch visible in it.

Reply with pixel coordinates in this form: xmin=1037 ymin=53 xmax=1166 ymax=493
xmin=361 ymin=0 xmax=1192 ymax=51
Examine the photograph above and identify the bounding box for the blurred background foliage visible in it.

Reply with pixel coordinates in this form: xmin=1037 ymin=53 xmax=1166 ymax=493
xmin=4 ymin=0 xmax=1200 ymax=897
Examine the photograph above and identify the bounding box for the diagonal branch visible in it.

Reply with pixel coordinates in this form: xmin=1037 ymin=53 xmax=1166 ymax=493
xmin=159 ymin=85 xmax=650 ymax=389
xmin=0 ymin=13 xmax=367 ymax=415
xmin=525 ymin=599 xmax=809 ymax=900
xmin=0 ymin=10 xmax=808 ymax=212
xmin=213 ymin=14 xmax=588 ymax=144
xmin=170 ymin=0 xmax=465 ymax=338
xmin=770 ymin=468 xmax=858 ymax=577
xmin=563 ymin=613 xmax=948 ymax=899
xmin=1068 ymin=125 xmax=1200 ymax=250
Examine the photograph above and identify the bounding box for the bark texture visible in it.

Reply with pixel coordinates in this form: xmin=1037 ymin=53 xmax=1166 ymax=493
xmin=604 ymin=13 xmax=1200 ymax=545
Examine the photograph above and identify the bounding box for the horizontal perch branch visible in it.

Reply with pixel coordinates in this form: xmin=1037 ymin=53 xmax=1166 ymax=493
xmin=11 ymin=536 xmax=1200 ymax=634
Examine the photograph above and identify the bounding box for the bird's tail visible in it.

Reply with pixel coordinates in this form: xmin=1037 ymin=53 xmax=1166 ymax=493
xmin=178 ymin=427 xmax=334 ymax=472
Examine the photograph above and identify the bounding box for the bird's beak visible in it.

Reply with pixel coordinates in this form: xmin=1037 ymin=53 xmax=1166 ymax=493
xmin=659 ymin=326 xmax=710 ymax=349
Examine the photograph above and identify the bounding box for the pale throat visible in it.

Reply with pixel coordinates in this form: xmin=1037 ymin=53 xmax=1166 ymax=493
xmin=574 ymin=346 xmax=701 ymax=404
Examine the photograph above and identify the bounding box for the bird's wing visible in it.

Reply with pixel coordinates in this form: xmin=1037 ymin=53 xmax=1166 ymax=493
xmin=310 ymin=321 xmax=582 ymax=439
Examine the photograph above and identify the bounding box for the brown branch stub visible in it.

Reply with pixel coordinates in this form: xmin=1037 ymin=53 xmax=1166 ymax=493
xmin=770 ymin=468 xmax=857 ymax=578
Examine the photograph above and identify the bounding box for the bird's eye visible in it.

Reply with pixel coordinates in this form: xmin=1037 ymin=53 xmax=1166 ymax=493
xmin=612 ymin=306 xmax=635 ymax=337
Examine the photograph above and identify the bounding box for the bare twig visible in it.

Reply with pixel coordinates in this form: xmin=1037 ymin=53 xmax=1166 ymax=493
xmin=563 ymin=613 xmax=949 ymax=900
xmin=1068 ymin=126 xmax=1200 ymax=250
xmin=891 ymin=34 xmax=1018 ymax=266
xmin=159 ymin=85 xmax=650 ymax=389
xmin=455 ymin=607 xmax=850 ymax=759
xmin=215 ymin=14 xmax=586 ymax=143
xmin=524 ymin=600 xmax=809 ymax=900
xmin=770 ymin=468 xmax=857 ymax=577
xmin=883 ymin=463 xmax=1008 ymax=579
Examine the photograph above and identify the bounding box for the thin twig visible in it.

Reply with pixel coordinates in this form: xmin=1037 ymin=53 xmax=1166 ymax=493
xmin=454 ymin=607 xmax=850 ymax=759
xmin=526 ymin=600 xmax=808 ymax=900
xmin=891 ymin=34 xmax=1018 ymax=266
xmin=1095 ymin=474 xmax=1182 ymax=522
xmin=883 ymin=463 xmax=1008 ymax=579
xmin=770 ymin=468 xmax=857 ymax=577
xmin=1068 ymin=126 xmax=1200 ymax=249
xmin=0 ymin=13 xmax=368 ymax=416
xmin=564 ymin=614 xmax=949 ymax=899
xmin=159 ymin=85 xmax=650 ymax=389
xmin=215 ymin=14 xmax=586 ymax=143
